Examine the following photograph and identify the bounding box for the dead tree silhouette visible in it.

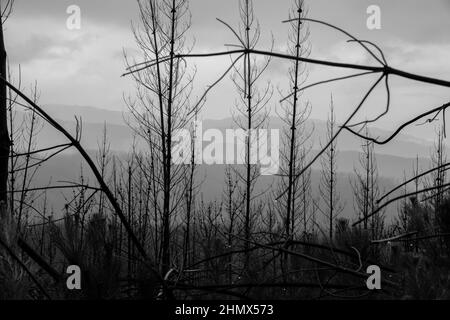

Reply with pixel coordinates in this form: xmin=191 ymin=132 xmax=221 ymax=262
xmin=0 ymin=0 xmax=13 ymax=205
xmin=275 ymin=0 xmax=312 ymax=241
xmin=123 ymin=0 xmax=198 ymax=282
xmin=319 ymin=96 xmax=343 ymax=241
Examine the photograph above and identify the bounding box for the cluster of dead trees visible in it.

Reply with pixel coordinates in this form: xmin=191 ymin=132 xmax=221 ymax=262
xmin=1 ymin=0 xmax=450 ymax=300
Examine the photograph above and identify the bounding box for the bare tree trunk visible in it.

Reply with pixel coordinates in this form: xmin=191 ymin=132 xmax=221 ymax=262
xmin=230 ymin=0 xmax=271 ymax=272
xmin=161 ymin=0 xmax=177 ymax=277
xmin=0 ymin=11 xmax=9 ymax=205
xmin=319 ymin=97 xmax=343 ymax=242
xmin=183 ymin=119 xmax=198 ymax=269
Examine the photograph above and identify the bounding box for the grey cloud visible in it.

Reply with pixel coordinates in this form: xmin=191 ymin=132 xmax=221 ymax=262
xmin=8 ymin=32 xmax=92 ymax=64
xmin=11 ymin=0 xmax=138 ymax=28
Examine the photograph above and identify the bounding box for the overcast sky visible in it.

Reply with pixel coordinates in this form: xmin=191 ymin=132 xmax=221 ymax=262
xmin=3 ymin=0 xmax=450 ymax=139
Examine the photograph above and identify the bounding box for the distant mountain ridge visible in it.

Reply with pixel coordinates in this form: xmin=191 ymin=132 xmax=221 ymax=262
xmin=38 ymin=104 xmax=442 ymax=160
xmin=44 ymin=104 xmax=126 ymax=125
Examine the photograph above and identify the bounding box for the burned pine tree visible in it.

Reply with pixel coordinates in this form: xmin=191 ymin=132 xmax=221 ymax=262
xmin=319 ymin=95 xmax=343 ymax=242
xmin=351 ymin=128 xmax=384 ymax=238
xmin=124 ymin=0 xmax=196 ymax=276
xmin=275 ymin=0 xmax=313 ymax=241
xmin=229 ymin=0 xmax=272 ymax=271
xmin=429 ymin=127 xmax=447 ymax=224
xmin=0 ymin=0 xmax=13 ymax=207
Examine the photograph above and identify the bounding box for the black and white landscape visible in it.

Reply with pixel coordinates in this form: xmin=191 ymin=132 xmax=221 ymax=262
xmin=1 ymin=0 xmax=450 ymax=302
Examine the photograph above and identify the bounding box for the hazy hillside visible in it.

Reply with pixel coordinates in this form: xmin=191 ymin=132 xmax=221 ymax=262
xmin=17 ymin=104 xmax=438 ymax=224
xmin=36 ymin=104 xmax=441 ymax=158
xmin=27 ymin=149 xmax=410 ymax=225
